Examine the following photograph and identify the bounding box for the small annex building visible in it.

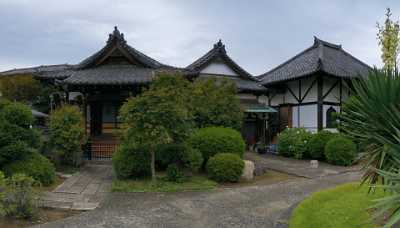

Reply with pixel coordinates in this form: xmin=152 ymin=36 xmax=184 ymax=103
xmin=258 ymin=37 xmax=372 ymax=142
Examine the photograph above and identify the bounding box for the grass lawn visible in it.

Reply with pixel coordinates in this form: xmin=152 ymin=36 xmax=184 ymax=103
xmin=112 ymin=175 xmax=218 ymax=193
xmin=289 ymin=182 xmax=386 ymax=228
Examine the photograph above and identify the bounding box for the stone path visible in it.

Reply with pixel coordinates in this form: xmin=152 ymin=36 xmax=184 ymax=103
xmin=245 ymin=152 xmax=362 ymax=179
xmin=40 ymin=164 xmax=113 ymax=210
xmin=36 ymin=171 xmax=362 ymax=228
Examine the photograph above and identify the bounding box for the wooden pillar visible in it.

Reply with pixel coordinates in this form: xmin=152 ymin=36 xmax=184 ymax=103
xmin=83 ymin=93 xmax=88 ymax=136
xmin=317 ymin=75 xmax=323 ymax=131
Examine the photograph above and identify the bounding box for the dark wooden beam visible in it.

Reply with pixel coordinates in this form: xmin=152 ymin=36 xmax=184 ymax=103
xmin=317 ymin=75 xmax=323 ymax=131
xmin=300 ymin=77 xmax=318 ymax=102
xmin=286 ymin=85 xmax=300 ymax=103
xmin=322 ymin=79 xmax=340 ymax=100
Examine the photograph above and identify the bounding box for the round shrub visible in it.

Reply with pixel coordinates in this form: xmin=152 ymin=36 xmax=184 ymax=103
xmin=3 ymin=152 xmax=56 ymax=186
xmin=113 ymin=142 xmax=151 ymax=179
xmin=188 ymin=127 xmax=245 ymax=163
xmin=166 ymin=164 xmax=184 ymax=183
xmin=324 ymin=136 xmax=357 ymax=166
xmin=277 ymin=128 xmax=312 ymax=159
xmin=1 ymin=102 xmax=34 ymax=128
xmin=307 ymin=131 xmax=337 ymax=160
xmin=206 ymin=153 xmax=244 ymax=183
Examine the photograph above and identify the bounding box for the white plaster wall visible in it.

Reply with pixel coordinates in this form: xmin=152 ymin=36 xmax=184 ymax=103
xmin=323 ymin=77 xmax=340 ymax=103
xmin=284 ymin=81 xmax=300 ymax=104
xmin=300 ymin=77 xmax=318 ymax=103
xmin=292 ymin=104 xmax=318 ymax=132
xmin=258 ymin=95 xmax=268 ymax=104
xmin=200 ymin=62 xmax=238 ymax=76
xmin=269 ymin=94 xmax=284 ymax=106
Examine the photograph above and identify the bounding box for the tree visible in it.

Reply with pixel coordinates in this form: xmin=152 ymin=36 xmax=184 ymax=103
xmin=0 ymin=75 xmax=41 ymax=102
xmin=191 ymin=78 xmax=243 ymax=130
xmin=0 ymin=75 xmax=60 ymax=113
xmin=377 ymin=8 xmax=400 ymax=71
xmin=49 ymin=105 xmax=86 ymax=167
xmin=119 ymin=74 xmax=194 ymax=181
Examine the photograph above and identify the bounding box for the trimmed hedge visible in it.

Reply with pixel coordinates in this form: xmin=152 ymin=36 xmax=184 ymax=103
xmin=307 ymin=131 xmax=337 ymax=160
xmin=3 ymin=152 xmax=56 ymax=186
xmin=206 ymin=153 xmax=244 ymax=183
xmin=188 ymin=127 xmax=245 ymax=163
xmin=325 ymin=136 xmax=357 ymax=166
xmin=113 ymin=142 xmax=151 ymax=179
xmin=277 ymin=128 xmax=312 ymax=159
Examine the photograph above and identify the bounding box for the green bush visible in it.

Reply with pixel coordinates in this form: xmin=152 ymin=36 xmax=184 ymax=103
xmin=0 ymin=141 xmax=33 ymax=168
xmin=188 ymin=127 xmax=245 ymax=163
xmin=166 ymin=164 xmax=184 ymax=183
xmin=307 ymin=131 xmax=337 ymax=160
xmin=155 ymin=144 xmax=185 ymax=170
xmin=277 ymin=128 xmax=312 ymax=159
xmin=49 ymin=105 xmax=86 ymax=167
xmin=113 ymin=142 xmax=151 ymax=179
xmin=206 ymin=153 xmax=244 ymax=183
xmin=0 ymin=113 xmax=42 ymax=150
xmin=156 ymin=143 xmax=203 ymax=173
xmin=1 ymin=102 xmax=34 ymax=128
xmin=181 ymin=147 xmax=203 ymax=173
xmin=2 ymin=173 xmax=37 ymax=219
xmin=324 ymin=136 xmax=357 ymax=166
xmin=3 ymin=152 xmax=56 ymax=186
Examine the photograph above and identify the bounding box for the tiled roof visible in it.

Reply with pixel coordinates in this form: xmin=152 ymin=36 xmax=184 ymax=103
xmin=62 ymin=64 xmax=189 ymax=85
xmin=0 ymin=64 xmax=73 ymax=78
xmin=258 ymin=37 xmax=372 ymax=85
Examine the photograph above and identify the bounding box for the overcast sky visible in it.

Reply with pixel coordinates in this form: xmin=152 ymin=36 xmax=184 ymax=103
xmin=0 ymin=0 xmax=398 ymax=75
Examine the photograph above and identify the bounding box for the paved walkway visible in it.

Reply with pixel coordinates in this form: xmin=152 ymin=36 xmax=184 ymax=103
xmin=245 ymin=152 xmax=362 ymax=179
xmin=40 ymin=164 xmax=113 ymax=210
xmin=36 ymin=171 xmax=362 ymax=228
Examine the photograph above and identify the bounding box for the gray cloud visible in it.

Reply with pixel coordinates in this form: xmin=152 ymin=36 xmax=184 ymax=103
xmin=0 ymin=0 xmax=397 ymax=74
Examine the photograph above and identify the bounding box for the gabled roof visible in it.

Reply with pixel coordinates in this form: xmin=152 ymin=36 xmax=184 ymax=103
xmin=77 ymin=26 xmax=172 ymax=70
xmin=258 ymin=37 xmax=372 ymax=85
xmin=187 ymin=40 xmax=255 ymax=80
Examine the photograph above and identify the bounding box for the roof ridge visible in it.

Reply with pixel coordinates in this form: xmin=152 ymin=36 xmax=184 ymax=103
xmin=313 ymin=36 xmax=342 ymax=49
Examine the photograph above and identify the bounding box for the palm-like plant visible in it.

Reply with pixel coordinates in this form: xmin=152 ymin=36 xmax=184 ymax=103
xmin=341 ymin=69 xmax=400 ymax=227
xmin=341 ymin=69 xmax=400 ymax=185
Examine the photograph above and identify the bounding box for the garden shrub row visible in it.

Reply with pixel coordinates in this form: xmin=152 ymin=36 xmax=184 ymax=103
xmin=113 ymin=126 xmax=246 ymax=183
xmin=277 ymin=127 xmax=357 ymax=166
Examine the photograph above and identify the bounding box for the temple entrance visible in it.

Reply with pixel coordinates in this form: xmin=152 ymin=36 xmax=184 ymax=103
xmin=90 ymin=103 xmax=103 ymax=136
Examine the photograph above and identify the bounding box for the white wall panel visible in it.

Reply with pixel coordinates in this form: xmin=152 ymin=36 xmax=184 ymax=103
xmin=200 ymin=62 xmax=238 ymax=76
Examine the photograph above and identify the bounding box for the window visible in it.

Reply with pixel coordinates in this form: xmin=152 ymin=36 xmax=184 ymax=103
xmin=326 ymin=106 xmax=337 ymax=128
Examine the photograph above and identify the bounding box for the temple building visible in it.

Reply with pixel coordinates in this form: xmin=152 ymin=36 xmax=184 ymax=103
xmin=0 ymin=27 xmax=372 ymax=158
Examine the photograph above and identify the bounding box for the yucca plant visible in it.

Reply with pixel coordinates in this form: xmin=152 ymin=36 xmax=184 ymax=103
xmin=341 ymin=69 xmax=400 ymax=227
xmin=372 ymin=168 xmax=400 ymax=228
xmin=341 ymin=69 xmax=400 ymax=185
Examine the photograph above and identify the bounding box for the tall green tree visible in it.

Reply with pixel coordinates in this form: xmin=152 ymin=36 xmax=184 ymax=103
xmin=377 ymin=8 xmax=400 ymax=71
xmin=191 ymin=78 xmax=243 ymax=130
xmin=119 ymin=74 xmax=194 ymax=181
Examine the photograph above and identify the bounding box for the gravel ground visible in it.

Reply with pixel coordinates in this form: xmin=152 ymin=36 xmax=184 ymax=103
xmin=36 ymin=171 xmax=362 ymax=228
